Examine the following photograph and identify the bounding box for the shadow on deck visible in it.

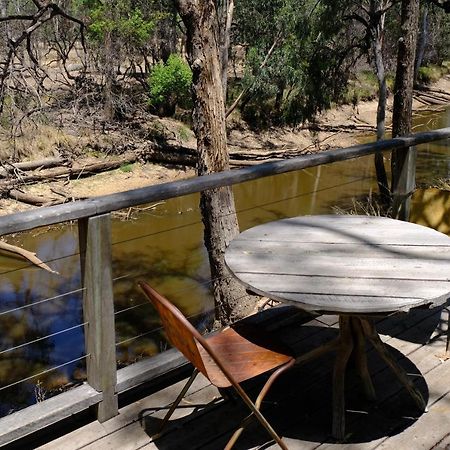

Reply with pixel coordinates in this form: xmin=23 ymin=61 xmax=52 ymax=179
xmin=31 ymin=304 xmax=450 ymax=449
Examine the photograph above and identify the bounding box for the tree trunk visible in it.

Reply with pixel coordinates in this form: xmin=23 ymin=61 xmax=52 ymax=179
xmin=391 ymin=0 xmax=420 ymax=220
xmin=414 ymin=4 xmax=428 ymax=84
xmin=218 ymin=0 xmax=234 ymax=101
xmin=103 ymin=1 xmax=115 ymax=122
xmin=175 ymin=0 xmax=255 ymax=325
xmin=371 ymin=1 xmax=390 ymax=210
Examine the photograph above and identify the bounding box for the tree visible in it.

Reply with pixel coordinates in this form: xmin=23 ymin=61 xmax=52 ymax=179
xmin=345 ymin=0 xmax=398 ymax=208
xmin=391 ymin=0 xmax=420 ymax=220
xmin=0 ymin=0 xmax=85 ymax=158
xmin=77 ymin=0 xmax=161 ymax=119
xmin=231 ymin=0 xmax=353 ymax=126
xmin=369 ymin=1 xmax=393 ymax=209
xmin=217 ymin=0 xmax=234 ymax=100
xmin=174 ymin=0 xmax=256 ymax=325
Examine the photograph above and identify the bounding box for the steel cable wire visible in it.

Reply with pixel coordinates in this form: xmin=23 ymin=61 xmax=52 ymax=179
xmin=0 ymin=322 xmax=88 ymax=356
xmin=0 ymin=174 xmax=372 ymax=280
xmin=0 ymin=354 xmax=89 ymax=392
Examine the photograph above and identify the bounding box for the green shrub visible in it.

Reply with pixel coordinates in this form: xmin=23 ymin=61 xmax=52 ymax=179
xmin=342 ymin=71 xmax=379 ymax=105
xmin=119 ymin=163 xmax=134 ymax=173
xmin=148 ymin=55 xmax=192 ymax=116
xmin=417 ymin=64 xmax=447 ymax=84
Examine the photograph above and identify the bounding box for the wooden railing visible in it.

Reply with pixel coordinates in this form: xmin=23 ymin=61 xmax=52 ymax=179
xmin=0 ymin=127 xmax=449 ymax=445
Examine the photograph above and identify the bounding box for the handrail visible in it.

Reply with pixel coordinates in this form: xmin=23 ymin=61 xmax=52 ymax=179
xmin=0 ymin=127 xmax=449 ymax=236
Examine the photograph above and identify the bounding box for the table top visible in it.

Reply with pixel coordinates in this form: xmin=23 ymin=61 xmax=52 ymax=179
xmin=225 ymin=215 xmax=450 ymax=314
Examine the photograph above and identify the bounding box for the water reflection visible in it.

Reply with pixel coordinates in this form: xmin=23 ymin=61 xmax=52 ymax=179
xmin=0 ymin=107 xmax=449 ymax=416
xmin=411 ymin=188 xmax=450 ymax=235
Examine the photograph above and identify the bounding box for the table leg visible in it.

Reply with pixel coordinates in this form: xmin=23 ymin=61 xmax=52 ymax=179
xmin=351 ymin=318 xmax=376 ymax=401
xmin=360 ymin=318 xmax=427 ymax=411
xmin=332 ymin=316 xmax=354 ymax=441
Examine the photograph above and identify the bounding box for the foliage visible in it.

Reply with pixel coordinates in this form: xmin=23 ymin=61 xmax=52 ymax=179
xmin=424 ymin=4 xmax=450 ymax=64
xmin=148 ymin=55 xmax=193 ymax=115
xmin=177 ymin=125 xmax=191 ymax=142
xmin=233 ymin=0 xmax=356 ymax=127
xmin=76 ymin=0 xmax=159 ymax=46
xmin=119 ymin=163 xmax=135 ymax=173
xmin=417 ymin=63 xmax=449 ymax=84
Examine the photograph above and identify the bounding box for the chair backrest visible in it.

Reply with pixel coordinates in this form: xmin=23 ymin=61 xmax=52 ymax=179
xmin=139 ymin=281 xmax=207 ymax=376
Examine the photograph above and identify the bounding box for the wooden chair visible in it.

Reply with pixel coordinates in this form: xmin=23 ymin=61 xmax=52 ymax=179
xmin=139 ymin=281 xmax=295 ymax=450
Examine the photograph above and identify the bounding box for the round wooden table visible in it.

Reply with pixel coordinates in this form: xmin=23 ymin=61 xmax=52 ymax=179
xmin=225 ymin=215 xmax=450 ymax=440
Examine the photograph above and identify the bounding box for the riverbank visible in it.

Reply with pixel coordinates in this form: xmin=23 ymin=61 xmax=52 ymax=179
xmin=0 ymin=75 xmax=449 ymax=217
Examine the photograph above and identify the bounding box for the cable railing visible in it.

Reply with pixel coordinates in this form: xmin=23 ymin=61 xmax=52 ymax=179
xmin=0 ymin=127 xmax=449 ymax=446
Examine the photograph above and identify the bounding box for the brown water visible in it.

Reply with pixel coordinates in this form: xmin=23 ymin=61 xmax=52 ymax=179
xmin=0 ymin=107 xmax=449 ymax=415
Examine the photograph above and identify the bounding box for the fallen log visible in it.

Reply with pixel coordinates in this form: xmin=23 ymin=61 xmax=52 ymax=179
xmin=415 ymin=85 xmax=450 ymax=99
xmin=0 ymin=154 xmax=138 ymax=194
xmin=414 ymin=90 xmax=450 ymax=105
xmin=142 ymin=143 xmax=197 ymax=167
xmin=0 ymin=157 xmax=67 ymax=178
xmin=9 ymin=189 xmax=59 ymax=206
xmin=0 ymin=241 xmax=59 ymax=274
xmin=308 ymin=123 xmax=376 ymax=133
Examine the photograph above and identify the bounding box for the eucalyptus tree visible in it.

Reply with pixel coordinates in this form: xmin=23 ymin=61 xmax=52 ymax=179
xmin=76 ymin=0 xmax=169 ymax=119
xmin=174 ymin=0 xmax=256 ymax=325
xmin=391 ymin=0 xmax=420 ymax=220
xmin=343 ymin=0 xmax=400 ymax=208
xmin=232 ymin=0 xmax=357 ymax=125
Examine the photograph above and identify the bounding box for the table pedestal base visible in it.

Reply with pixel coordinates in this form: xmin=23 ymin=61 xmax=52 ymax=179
xmin=295 ymin=316 xmax=427 ymax=441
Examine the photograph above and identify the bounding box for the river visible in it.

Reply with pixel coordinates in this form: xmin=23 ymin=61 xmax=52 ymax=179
xmin=0 ymin=107 xmax=449 ymax=416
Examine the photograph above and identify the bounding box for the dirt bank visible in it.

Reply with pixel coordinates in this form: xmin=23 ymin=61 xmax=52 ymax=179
xmin=0 ymin=75 xmax=449 ymax=217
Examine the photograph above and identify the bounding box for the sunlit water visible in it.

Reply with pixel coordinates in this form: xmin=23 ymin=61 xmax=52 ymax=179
xmin=0 ymin=107 xmax=449 ymax=416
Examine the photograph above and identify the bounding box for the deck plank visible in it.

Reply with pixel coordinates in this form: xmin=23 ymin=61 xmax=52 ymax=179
xmin=35 ymin=304 xmax=450 ymax=450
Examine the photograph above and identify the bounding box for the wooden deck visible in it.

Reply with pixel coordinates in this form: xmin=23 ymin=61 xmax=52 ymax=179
xmin=36 ymin=304 xmax=450 ymax=450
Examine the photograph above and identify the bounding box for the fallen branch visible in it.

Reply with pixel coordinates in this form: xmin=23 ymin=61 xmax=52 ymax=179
xmin=1 ymin=157 xmax=68 ymax=175
xmin=0 ymin=154 xmax=139 ymax=193
xmin=0 ymin=241 xmax=59 ymax=274
xmin=9 ymin=189 xmax=59 ymax=206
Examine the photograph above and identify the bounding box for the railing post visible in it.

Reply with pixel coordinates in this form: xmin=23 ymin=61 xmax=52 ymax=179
xmin=391 ymin=146 xmax=417 ymax=221
xmin=78 ymin=213 xmax=118 ymax=422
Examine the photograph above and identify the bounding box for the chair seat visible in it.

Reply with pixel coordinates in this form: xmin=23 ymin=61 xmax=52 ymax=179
xmin=198 ymin=323 xmax=294 ymax=388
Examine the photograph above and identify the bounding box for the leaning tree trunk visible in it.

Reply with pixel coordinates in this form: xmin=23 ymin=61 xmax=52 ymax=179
xmin=391 ymin=0 xmax=420 ymax=220
xmin=371 ymin=1 xmax=390 ymax=211
xmin=175 ymin=0 xmax=256 ymax=325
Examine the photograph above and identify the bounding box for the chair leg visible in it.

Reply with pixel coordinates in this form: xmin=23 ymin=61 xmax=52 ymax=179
xmin=225 ymin=360 xmax=295 ymax=450
xmin=152 ymin=369 xmax=199 ymax=439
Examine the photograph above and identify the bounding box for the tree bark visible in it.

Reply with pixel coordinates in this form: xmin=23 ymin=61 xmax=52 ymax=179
xmin=371 ymin=0 xmax=390 ymax=210
xmin=391 ymin=0 xmax=420 ymax=220
xmin=414 ymin=3 xmax=428 ymax=84
xmin=103 ymin=1 xmax=115 ymax=122
xmin=175 ymin=0 xmax=255 ymax=325
xmin=218 ymin=0 xmax=234 ymax=101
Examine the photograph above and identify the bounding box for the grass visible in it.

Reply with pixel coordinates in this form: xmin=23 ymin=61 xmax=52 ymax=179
xmin=177 ymin=125 xmax=191 ymax=142
xmin=332 ymin=190 xmax=391 ymax=217
xmin=432 ymin=178 xmax=450 ymax=190
xmin=119 ymin=163 xmax=134 ymax=173
xmin=417 ymin=63 xmax=450 ymax=85
xmin=0 ymin=123 xmax=77 ymax=160
xmin=342 ymin=70 xmax=396 ymax=106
